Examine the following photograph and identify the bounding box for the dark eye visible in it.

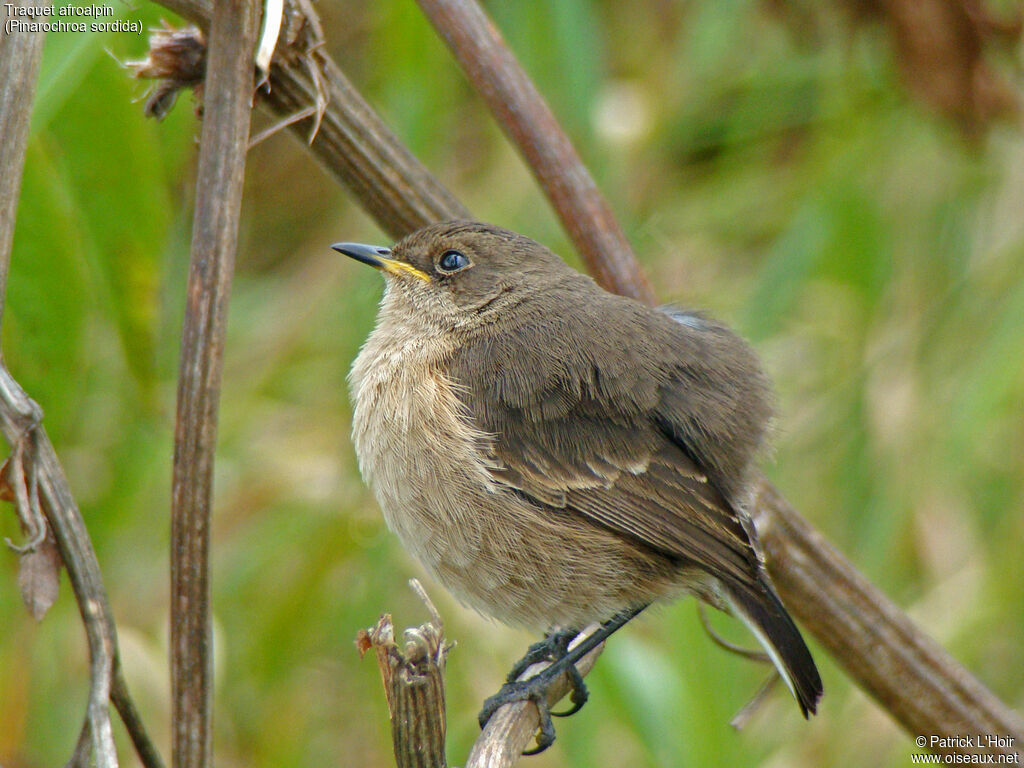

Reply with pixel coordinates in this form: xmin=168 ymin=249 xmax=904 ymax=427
xmin=437 ymin=250 xmax=470 ymax=273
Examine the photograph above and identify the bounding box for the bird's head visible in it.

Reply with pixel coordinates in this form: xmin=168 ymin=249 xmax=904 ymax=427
xmin=333 ymin=220 xmax=574 ymax=329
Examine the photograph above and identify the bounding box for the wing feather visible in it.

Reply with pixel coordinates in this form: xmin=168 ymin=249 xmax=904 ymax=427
xmin=447 ymin=286 xmax=771 ymax=592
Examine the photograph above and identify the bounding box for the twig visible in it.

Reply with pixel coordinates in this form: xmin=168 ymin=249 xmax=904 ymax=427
xmin=169 ymin=1 xmax=258 ymax=767
xmin=138 ymin=0 xmax=1024 ymax=761
xmin=0 ymin=25 xmax=119 ymax=749
xmin=356 ymin=580 xmax=449 ymax=768
xmin=0 ymin=368 xmax=116 ymax=768
xmin=356 ymin=581 xmax=606 ymax=768
xmin=415 ymin=0 xmax=656 ymax=304
xmin=247 ymin=104 xmax=316 ymax=149
xmin=729 ymin=672 xmax=780 ymax=731
xmin=1 ymin=5 xmax=165 ymax=768
xmin=112 ymin=667 xmax=169 ymax=768
xmin=696 ymin=603 xmax=770 ymax=662
xmin=3 ymin=412 xmax=47 ymax=556
xmin=259 ymin=30 xmax=470 ymax=235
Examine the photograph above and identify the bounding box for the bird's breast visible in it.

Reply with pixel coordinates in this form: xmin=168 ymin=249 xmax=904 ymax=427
xmin=349 ymin=319 xmax=500 ymax=569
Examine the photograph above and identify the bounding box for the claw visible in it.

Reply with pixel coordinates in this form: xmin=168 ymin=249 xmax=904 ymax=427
xmin=521 ymin=695 xmax=556 ymax=755
xmin=550 ymin=664 xmax=588 ymax=717
xmin=478 ymin=675 xmax=561 ymax=755
xmin=478 ymin=675 xmax=549 ymax=727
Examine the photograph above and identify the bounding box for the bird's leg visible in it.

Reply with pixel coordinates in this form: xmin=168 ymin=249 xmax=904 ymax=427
xmin=478 ymin=604 xmax=648 ymax=755
xmin=504 ymin=626 xmax=580 ymax=683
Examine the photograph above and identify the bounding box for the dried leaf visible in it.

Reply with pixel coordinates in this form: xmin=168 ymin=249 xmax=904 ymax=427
xmin=355 ymin=628 xmax=373 ymax=657
xmin=18 ymin=533 xmax=61 ymax=621
xmin=0 ymin=457 xmax=14 ymax=502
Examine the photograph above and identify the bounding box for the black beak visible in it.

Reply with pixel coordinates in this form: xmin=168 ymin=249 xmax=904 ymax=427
xmin=331 ymin=242 xmax=392 ymax=268
xmin=331 ymin=241 xmax=431 ymax=282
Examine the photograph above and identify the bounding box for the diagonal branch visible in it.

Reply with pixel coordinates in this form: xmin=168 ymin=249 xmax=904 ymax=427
xmin=751 ymin=482 xmax=1024 ymax=761
xmin=169 ymin=1 xmax=259 ymax=767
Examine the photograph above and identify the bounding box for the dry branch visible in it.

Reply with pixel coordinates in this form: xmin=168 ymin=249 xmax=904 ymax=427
xmin=137 ymin=0 xmax=1024 ymax=762
xmin=465 ymin=627 xmax=605 ymax=768
xmin=752 ymin=482 xmax=1024 ymax=761
xmin=0 ymin=374 xmax=115 ymax=768
xmin=169 ymin=1 xmax=258 ymax=767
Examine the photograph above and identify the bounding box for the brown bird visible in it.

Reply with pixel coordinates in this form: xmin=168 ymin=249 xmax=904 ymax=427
xmin=336 ymin=220 xmax=822 ymax=751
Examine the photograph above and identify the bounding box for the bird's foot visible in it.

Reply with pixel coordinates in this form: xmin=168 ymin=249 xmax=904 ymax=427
xmin=479 ymin=606 xmax=649 ymax=755
xmin=478 ymin=662 xmax=588 ymax=755
xmin=506 ymin=627 xmax=590 ymax=717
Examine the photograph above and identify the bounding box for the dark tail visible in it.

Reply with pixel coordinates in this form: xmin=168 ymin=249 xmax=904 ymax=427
xmin=724 ymin=582 xmax=823 ymax=717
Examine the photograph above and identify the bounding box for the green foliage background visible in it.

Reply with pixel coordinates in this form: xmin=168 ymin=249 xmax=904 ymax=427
xmin=1 ymin=1 xmax=1022 ymax=766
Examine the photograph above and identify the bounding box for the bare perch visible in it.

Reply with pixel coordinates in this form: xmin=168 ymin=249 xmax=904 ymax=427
xmin=466 ymin=626 xmax=605 ymax=768
xmin=357 ymin=582 xmax=607 ymax=768
xmin=0 ymin=372 xmax=165 ymax=768
xmin=0 ymin=375 xmax=115 ymax=768
xmin=153 ymin=0 xmax=470 ymax=235
xmin=169 ymin=1 xmax=258 ymax=767
xmin=356 ymin=582 xmax=449 ymax=768
xmin=143 ymin=0 xmax=1022 ymax=760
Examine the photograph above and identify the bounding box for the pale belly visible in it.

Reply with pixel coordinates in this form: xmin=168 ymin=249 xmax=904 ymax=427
xmin=349 ymin=324 xmax=680 ymax=630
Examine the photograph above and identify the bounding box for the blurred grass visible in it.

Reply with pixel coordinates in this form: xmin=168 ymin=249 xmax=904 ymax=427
xmin=1 ymin=1 xmax=1022 ymax=766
